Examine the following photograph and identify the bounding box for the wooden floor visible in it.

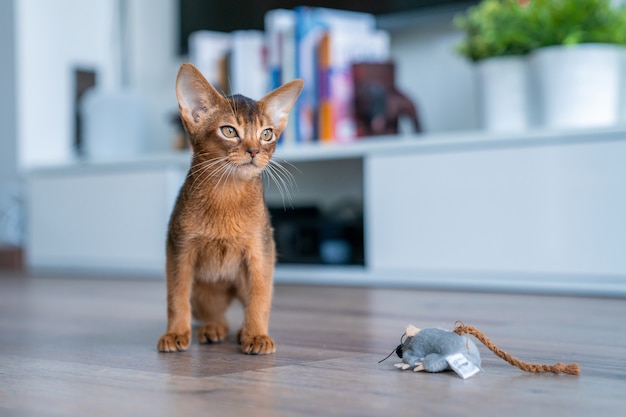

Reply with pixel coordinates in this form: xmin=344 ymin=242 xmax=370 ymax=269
xmin=1 ymin=271 xmax=625 ymax=417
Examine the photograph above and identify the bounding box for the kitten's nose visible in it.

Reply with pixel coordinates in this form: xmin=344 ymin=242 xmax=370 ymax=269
xmin=247 ymin=148 xmax=259 ymax=158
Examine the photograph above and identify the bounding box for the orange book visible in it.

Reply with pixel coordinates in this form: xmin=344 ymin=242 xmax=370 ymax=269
xmin=315 ymin=29 xmax=390 ymax=144
xmin=317 ymin=33 xmax=334 ymax=142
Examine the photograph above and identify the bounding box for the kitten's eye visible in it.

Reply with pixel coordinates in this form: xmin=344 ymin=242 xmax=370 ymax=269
xmin=260 ymin=128 xmax=274 ymax=142
xmin=220 ymin=126 xmax=238 ymax=138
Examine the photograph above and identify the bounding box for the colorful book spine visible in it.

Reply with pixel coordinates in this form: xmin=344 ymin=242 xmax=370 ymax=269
xmin=294 ymin=7 xmax=376 ymax=144
xmin=265 ymin=9 xmax=294 ymax=89
xmin=266 ymin=7 xmax=390 ymax=144
xmin=317 ymin=30 xmax=390 ymax=143
xmin=265 ymin=9 xmax=297 ymax=146
xmin=317 ymin=33 xmax=333 ymax=142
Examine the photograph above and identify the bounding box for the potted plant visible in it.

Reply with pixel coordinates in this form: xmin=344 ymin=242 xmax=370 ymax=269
xmin=455 ymin=0 xmax=537 ymax=132
xmin=456 ymin=0 xmax=626 ymax=131
xmin=527 ymin=0 xmax=626 ymax=129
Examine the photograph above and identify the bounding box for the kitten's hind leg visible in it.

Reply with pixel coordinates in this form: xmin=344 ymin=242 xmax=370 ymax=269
xmin=191 ymin=281 xmax=235 ymax=344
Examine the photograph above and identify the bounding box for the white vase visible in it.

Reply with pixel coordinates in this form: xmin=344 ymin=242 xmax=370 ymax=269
xmin=81 ymin=87 xmax=149 ymax=160
xmin=531 ymin=44 xmax=626 ymax=129
xmin=476 ymin=56 xmax=532 ymax=132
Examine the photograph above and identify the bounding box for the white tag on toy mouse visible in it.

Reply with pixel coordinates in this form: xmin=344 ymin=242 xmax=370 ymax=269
xmin=446 ymin=353 xmax=480 ymax=379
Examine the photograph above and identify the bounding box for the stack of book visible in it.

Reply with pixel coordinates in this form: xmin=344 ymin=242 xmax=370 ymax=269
xmin=266 ymin=7 xmax=390 ymax=145
xmin=187 ymin=7 xmax=391 ymax=145
xmin=188 ymin=29 xmax=267 ymax=101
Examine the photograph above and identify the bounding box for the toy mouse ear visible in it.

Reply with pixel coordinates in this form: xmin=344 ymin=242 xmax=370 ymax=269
xmin=405 ymin=325 xmax=421 ymax=337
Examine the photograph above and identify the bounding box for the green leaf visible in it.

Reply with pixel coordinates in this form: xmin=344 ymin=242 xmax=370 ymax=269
xmin=454 ymin=0 xmax=626 ymax=61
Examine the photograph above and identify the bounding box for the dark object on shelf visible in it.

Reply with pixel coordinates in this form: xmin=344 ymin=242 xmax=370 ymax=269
xmin=269 ymin=204 xmax=364 ymax=265
xmin=353 ymin=62 xmax=421 ymax=137
xmin=270 ymin=206 xmax=322 ymax=264
xmin=0 ymin=245 xmax=23 ymax=271
xmin=73 ymin=68 xmax=97 ymax=157
xmin=319 ymin=221 xmax=363 ymax=265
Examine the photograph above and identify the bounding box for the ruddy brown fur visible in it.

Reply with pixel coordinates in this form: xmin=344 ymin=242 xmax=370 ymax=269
xmin=157 ymin=63 xmax=303 ymax=354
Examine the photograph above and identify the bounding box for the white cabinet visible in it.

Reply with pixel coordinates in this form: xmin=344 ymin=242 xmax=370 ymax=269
xmin=26 ymin=128 xmax=626 ymax=295
xmin=276 ymin=128 xmax=626 ymax=295
xmin=27 ymin=160 xmax=186 ymax=274
xmin=366 ymin=131 xmax=626 ymax=294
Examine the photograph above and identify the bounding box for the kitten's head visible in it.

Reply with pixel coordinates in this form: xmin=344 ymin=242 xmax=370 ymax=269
xmin=176 ymin=63 xmax=303 ymax=181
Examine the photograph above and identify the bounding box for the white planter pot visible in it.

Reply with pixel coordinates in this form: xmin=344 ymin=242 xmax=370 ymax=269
xmin=81 ymin=87 xmax=149 ymax=160
xmin=531 ymin=44 xmax=626 ymax=129
xmin=476 ymin=56 xmax=532 ymax=132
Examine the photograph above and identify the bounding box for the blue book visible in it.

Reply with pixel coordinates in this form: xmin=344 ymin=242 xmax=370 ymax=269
xmin=265 ymin=9 xmax=297 ymax=146
xmin=294 ymin=6 xmax=375 ymax=143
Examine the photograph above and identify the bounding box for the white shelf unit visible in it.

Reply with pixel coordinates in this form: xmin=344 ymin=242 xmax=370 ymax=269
xmin=27 ymin=127 xmax=626 ymax=295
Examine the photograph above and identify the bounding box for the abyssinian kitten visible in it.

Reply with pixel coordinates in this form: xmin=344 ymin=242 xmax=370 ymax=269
xmin=157 ymin=63 xmax=303 ymax=354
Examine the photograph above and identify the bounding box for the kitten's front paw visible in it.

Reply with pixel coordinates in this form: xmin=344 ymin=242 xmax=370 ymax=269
xmin=157 ymin=331 xmax=191 ymax=352
xmin=198 ymin=323 xmax=228 ymax=344
xmin=240 ymin=335 xmax=276 ymax=355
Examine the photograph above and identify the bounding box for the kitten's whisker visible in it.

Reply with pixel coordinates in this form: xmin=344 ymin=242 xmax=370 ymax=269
xmin=272 ymin=156 xmax=302 ymax=175
xmin=189 ymin=157 xmax=227 ymax=180
xmin=274 ymin=162 xmax=297 ymax=196
xmin=268 ymin=160 xmax=298 ymax=191
xmin=264 ymin=166 xmax=288 ymax=209
xmin=267 ymin=162 xmax=298 ymax=204
xmin=193 ymin=156 xmax=232 ymax=192
xmin=263 ymin=170 xmax=271 ymax=188
xmin=189 ymin=156 xmax=230 ymax=191
xmin=232 ymin=94 xmax=239 ymax=117
xmin=223 ymin=80 xmax=238 ymax=118
xmin=190 ymin=156 xmax=228 ymax=172
xmin=229 ymin=102 xmax=236 ymax=120
xmin=264 ymin=163 xmax=294 ymax=209
xmin=212 ymin=161 xmax=235 ymax=193
xmin=189 ymin=152 xmax=225 ymax=170
xmin=268 ymin=159 xmax=299 ymax=199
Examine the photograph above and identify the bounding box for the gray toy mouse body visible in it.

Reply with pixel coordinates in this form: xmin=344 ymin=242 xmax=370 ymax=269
xmin=395 ymin=325 xmax=481 ymax=373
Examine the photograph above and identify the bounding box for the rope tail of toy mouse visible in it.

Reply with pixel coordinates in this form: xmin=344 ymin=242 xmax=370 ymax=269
xmin=453 ymin=322 xmax=580 ymax=376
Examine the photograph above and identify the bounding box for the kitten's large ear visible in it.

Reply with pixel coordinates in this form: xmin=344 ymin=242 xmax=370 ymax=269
xmin=176 ymin=62 xmax=224 ymax=134
xmin=260 ymin=79 xmax=304 ymax=133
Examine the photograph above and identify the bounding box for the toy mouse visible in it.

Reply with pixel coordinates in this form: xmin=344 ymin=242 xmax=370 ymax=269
xmin=383 ymin=322 xmax=580 ymax=377
xmin=393 ymin=325 xmax=481 ymax=374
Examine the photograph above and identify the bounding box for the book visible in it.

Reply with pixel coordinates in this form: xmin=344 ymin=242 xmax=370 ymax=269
xmin=294 ymin=6 xmax=376 ymax=143
xmin=188 ymin=30 xmax=231 ymax=92
xmin=265 ymin=9 xmax=295 ymax=90
xmin=317 ymin=30 xmax=390 ymax=143
xmin=265 ymin=9 xmax=297 ymax=146
xmin=229 ymin=30 xmax=267 ymax=100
